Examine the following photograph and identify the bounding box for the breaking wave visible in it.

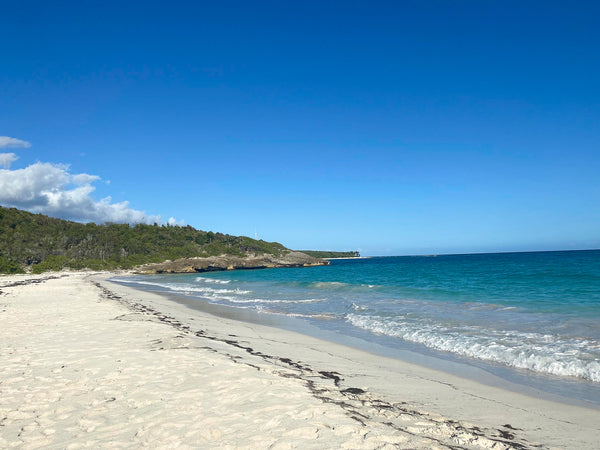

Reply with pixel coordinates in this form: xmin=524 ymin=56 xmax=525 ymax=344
xmin=195 ymin=276 xmax=231 ymax=284
xmin=126 ymin=279 xmax=250 ymax=295
xmin=346 ymin=314 xmax=600 ymax=382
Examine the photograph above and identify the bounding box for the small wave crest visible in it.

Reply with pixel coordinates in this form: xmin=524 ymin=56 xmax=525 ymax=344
xmin=352 ymin=302 xmax=368 ymax=311
xmin=347 ymin=314 xmax=600 ymax=382
xmin=312 ymin=281 xmax=349 ymax=289
xmin=195 ymin=277 xmax=231 ymax=284
xmin=311 ymin=281 xmax=380 ymax=291
xmin=224 ymin=297 xmax=326 ymax=305
xmin=126 ymin=279 xmax=250 ymax=295
xmin=255 ymin=306 xmax=339 ymax=320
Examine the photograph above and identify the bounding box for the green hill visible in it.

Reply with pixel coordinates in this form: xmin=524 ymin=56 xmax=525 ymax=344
xmin=0 ymin=206 xmax=289 ymax=274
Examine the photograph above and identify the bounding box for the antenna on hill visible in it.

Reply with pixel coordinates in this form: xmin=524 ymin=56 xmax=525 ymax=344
xmin=255 ymin=228 xmax=258 ymax=240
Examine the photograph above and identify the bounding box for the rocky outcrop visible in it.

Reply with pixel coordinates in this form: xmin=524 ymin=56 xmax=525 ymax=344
xmin=135 ymin=251 xmax=329 ymax=274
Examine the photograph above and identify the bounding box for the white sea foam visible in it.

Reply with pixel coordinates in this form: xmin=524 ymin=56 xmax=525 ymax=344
xmin=311 ymin=281 xmax=382 ymax=290
xmin=224 ymin=297 xmax=326 ymax=304
xmin=128 ymin=280 xmax=250 ymax=295
xmin=255 ymin=308 xmax=339 ymax=320
xmin=195 ymin=277 xmax=231 ymax=284
xmin=284 ymin=312 xmax=338 ymax=319
xmin=312 ymin=281 xmax=349 ymax=288
xmin=346 ymin=314 xmax=600 ymax=382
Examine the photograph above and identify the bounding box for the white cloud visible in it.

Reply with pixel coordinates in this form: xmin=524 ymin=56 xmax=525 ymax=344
xmin=168 ymin=217 xmax=185 ymax=226
xmin=0 ymin=161 xmax=175 ymax=224
xmin=0 ymin=153 xmax=18 ymax=168
xmin=0 ymin=136 xmax=32 ymax=149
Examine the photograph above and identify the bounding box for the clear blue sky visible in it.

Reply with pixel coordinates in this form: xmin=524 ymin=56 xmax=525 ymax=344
xmin=1 ymin=1 xmax=599 ymax=255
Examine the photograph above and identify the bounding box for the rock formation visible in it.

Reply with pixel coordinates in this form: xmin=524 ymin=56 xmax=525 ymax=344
xmin=135 ymin=251 xmax=329 ymax=274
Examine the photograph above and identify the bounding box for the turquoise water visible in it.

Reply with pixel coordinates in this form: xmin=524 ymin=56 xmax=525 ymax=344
xmin=115 ymin=250 xmax=600 ymax=388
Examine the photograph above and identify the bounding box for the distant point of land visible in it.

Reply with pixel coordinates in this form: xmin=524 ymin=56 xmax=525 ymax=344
xmin=299 ymin=250 xmax=360 ymax=259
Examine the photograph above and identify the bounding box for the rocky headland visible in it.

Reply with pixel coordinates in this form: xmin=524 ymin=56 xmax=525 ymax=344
xmin=135 ymin=251 xmax=329 ymax=274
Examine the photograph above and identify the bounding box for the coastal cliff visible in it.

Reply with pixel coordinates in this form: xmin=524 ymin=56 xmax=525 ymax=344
xmin=136 ymin=251 xmax=329 ymax=274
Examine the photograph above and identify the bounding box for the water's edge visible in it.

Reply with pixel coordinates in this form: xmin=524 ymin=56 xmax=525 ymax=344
xmin=111 ymin=276 xmax=600 ymax=410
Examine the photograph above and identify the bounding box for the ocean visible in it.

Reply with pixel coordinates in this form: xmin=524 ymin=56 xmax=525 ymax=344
xmin=113 ymin=249 xmax=600 ymax=406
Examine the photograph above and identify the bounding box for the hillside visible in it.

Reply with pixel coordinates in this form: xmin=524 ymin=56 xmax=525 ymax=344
xmin=0 ymin=206 xmax=316 ymax=274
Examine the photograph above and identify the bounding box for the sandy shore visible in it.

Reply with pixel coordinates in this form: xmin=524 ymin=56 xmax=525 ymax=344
xmin=1 ymin=272 xmax=598 ymax=449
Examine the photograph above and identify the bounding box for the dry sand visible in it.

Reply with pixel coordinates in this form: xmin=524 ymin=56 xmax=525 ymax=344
xmin=1 ymin=272 xmax=598 ymax=449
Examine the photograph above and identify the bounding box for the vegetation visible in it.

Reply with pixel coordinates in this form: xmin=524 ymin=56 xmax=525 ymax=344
xmin=0 ymin=255 xmax=25 ymax=274
xmin=300 ymin=250 xmax=360 ymax=258
xmin=0 ymin=206 xmax=289 ymax=273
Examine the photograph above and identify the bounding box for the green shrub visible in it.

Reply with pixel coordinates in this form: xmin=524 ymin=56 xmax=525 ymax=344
xmin=0 ymin=256 xmax=25 ymax=274
xmin=31 ymin=255 xmax=69 ymax=273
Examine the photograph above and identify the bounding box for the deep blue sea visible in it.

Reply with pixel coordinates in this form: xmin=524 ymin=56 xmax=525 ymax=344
xmin=114 ymin=250 xmax=600 ymax=401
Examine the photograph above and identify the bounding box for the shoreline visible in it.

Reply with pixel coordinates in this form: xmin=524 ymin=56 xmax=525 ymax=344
xmin=2 ymin=271 xmax=599 ymax=448
xmin=114 ymin=273 xmax=600 ymax=411
xmin=113 ymin=271 xmax=600 ymax=410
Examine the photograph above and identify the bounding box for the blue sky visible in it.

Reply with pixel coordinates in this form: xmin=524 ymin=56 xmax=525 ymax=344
xmin=1 ymin=1 xmax=599 ymax=255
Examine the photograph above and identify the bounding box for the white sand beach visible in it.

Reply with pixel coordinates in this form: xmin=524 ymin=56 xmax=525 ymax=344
xmin=1 ymin=272 xmax=598 ymax=449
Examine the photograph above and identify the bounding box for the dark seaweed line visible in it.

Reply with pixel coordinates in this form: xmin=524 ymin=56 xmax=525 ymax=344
xmin=0 ymin=274 xmax=68 ymax=295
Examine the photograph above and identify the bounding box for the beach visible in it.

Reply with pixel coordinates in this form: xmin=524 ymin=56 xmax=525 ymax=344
xmin=1 ymin=272 xmax=599 ymax=449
